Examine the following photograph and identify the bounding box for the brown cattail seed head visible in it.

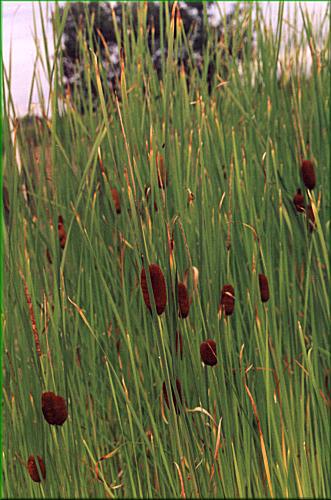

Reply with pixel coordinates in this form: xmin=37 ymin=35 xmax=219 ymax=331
xmin=175 ymin=330 xmax=183 ymax=359
xmin=41 ymin=391 xmax=68 ymax=426
xmin=200 ymin=339 xmax=217 ymax=366
xmin=162 ymin=379 xmax=183 ymax=414
xmin=141 ymin=264 xmax=167 ymax=315
xmin=258 ymin=273 xmax=270 ymax=302
xmin=301 ymin=160 xmax=316 ymax=190
xmin=156 ymin=153 xmax=168 ymax=189
xmin=293 ymin=188 xmax=305 ymax=213
xmin=178 ymin=282 xmax=190 ymax=318
xmin=27 ymin=455 xmax=46 ymax=482
xmin=111 ymin=187 xmax=121 ymax=214
xmin=58 ymin=216 xmax=67 ymax=249
xmin=306 ymin=204 xmax=316 ymax=232
xmin=220 ymin=284 xmax=235 ymax=315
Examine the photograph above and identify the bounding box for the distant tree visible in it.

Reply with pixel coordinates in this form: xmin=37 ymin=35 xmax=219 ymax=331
xmin=57 ymin=2 xmax=249 ymax=103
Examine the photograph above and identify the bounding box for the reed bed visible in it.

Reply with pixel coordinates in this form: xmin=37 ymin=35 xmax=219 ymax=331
xmin=2 ymin=2 xmax=330 ymax=498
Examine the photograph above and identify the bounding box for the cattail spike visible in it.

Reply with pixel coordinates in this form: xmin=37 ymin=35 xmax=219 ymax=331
xmin=258 ymin=273 xmax=270 ymax=302
xmin=141 ymin=264 xmax=167 ymax=315
xmin=27 ymin=455 xmax=46 ymax=482
xmin=41 ymin=392 xmax=68 ymax=426
xmin=293 ymin=188 xmax=305 ymax=212
xmin=178 ymin=282 xmax=190 ymax=318
xmin=219 ymin=284 xmax=235 ymax=316
xmin=200 ymin=340 xmax=217 ymax=366
xmin=301 ymin=159 xmax=316 ymax=190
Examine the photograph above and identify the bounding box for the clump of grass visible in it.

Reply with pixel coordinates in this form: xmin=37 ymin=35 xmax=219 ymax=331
xmin=162 ymin=379 xmax=183 ymax=415
xmin=2 ymin=2 xmax=330 ymax=498
xmin=175 ymin=330 xmax=183 ymax=359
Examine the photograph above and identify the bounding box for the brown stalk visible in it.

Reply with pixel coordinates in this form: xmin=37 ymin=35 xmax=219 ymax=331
xmin=19 ymin=269 xmax=41 ymax=358
xmin=244 ymin=369 xmax=274 ymax=498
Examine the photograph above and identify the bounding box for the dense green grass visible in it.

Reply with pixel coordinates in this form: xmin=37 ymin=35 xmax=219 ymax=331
xmin=2 ymin=2 xmax=330 ymax=498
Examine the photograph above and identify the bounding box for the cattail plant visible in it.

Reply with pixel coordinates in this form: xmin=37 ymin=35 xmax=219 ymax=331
xmin=41 ymin=391 xmax=68 ymax=426
xmin=156 ymin=152 xmax=168 ymax=189
xmin=219 ymin=284 xmax=235 ymax=316
xmin=258 ymin=273 xmax=270 ymax=302
xmin=200 ymin=339 xmax=217 ymax=366
xmin=162 ymin=379 xmax=183 ymax=414
xmin=58 ymin=216 xmax=67 ymax=249
xmin=111 ymin=187 xmax=121 ymax=214
xmin=301 ymin=159 xmax=316 ymax=190
xmin=141 ymin=264 xmax=167 ymax=315
xmin=27 ymin=455 xmax=46 ymax=482
xmin=178 ymin=282 xmax=190 ymax=318
xmin=293 ymin=188 xmax=305 ymax=212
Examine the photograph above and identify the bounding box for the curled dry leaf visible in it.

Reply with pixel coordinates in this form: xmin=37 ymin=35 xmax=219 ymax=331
xmin=306 ymin=204 xmax=316 ymax=232
xmin=156 ymin=152 xmax=168 ymax=189
xmin=183 ymin=266 xmax=199 ymax=304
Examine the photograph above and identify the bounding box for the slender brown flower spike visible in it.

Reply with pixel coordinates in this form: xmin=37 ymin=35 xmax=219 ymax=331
xmin=200 ymin=339 xmax=217 ymax=366
xmin=175 ymin=330 xmax=183 ymax=359
xmin=156 ymin=152 xmax=168 ymax=189
xmin=27 ymin=455 xmax=46 ymax=482
xmin=306 ymin=204 xmax=316 ymax=232
xmin=111 ymin=187 xmax=121 ymax=214
xmin=41 ymin=391 xmax=68 ymax=426
xmin=293 ymin=188 xmax=305 ymax=213
xmin=58 ymin=215 xmax=67 ymax=249
xmin=141 ymin=264 xmax=167 ymax=315
xmin=178 ymin=282 xmax=190 ymax=318
xmin=301 ymin=159 xmax=316 ymax=190
xmin=258 ymin=273 xmax=270 ymax=303
xmin=162 ymin=379 xmax=183 ymax=414
xmin=219 ymin=284 xmax=235 ymax=316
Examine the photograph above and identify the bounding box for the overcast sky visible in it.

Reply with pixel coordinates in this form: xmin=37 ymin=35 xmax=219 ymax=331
xmin=3 ymin=1 xmax=329 ymax=116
